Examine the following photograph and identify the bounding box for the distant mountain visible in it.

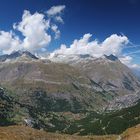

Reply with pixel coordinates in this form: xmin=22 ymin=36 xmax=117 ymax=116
xmin=104 ymin=54 xmax=118 ymax=61
xmin=49 ymin=53 xmax=140 ymax=109
xmin=0 ymin=50 xmax=38 ymax=62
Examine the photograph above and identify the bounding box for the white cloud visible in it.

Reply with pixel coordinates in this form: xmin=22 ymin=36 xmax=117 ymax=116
xmin=0 ymin=6 xmax=139 ymax=74
xmin=131 ymin=64 xmax=140 ymax=70
xmin=120 ymin=55 xmax=140 ymax=78
xmin=0 ymin=31 xmax=21 ymax=54
xmin=55 ymin=16 xmax=64 ymax=23
xmin=101 ymin=34 xmax=128 ymax=56
xmin=0 ymin=8 xmax=65 ymax=54
xmin=46 ymin=5 xmax=65 ymax=24
xmin=47 ymin=5 xmax=65 ymax=16
xmin=51 ymin=24 xmax=60 ymax=39
xmin=131 ymin=64 xmax=140 ymax=78
xmin=49 ymin=33 xmax=140 ymax=74
xmin=120 ymin=56 xmax=133 ymax=66
xmin=50 ymin=33 xmax=129 ymax=58
xmin=14 ymin=10 xmax=51 ymax=51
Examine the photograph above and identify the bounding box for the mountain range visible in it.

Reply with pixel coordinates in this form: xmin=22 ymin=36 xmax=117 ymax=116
xmin=0 ymin=50 xmax=140 ymax=137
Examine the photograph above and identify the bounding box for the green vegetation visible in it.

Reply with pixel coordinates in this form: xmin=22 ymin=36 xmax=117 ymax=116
xmin=65 ymin=101 xmax=140 ymax=135
xmin=1 ymin=87 xmax=140 ymax=136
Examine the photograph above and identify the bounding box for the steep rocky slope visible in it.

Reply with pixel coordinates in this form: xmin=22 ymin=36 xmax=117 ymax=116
xmin=0 ymin=51 xmax=121 ymax=112
xmin=0 ymin=51 xmax=140 ymax=112
xmin=49 ymin=53 xmax=140 ymax=109
xmin=50 ymin=54 xmax=140 ymax=95
xmin=0 ymin=60 xmax=107 ymax=112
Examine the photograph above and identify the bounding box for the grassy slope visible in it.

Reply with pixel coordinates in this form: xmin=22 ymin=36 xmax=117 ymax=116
xmin=121 ymin=124 xmax=140 ymax=140
xmin=1 ymin=124 xmax=140 ymax=140
xmin=0 ymin=125 xmax=117 ymax=140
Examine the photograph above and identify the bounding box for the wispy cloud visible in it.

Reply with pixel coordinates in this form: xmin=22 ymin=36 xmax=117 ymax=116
xmin=51 ymin=24 xmax=60 ymax=39
xmin=124 ymin=50 xmax=140 ymax=55
xmin=46 ymin=5 xmax=65 ymax=16
xmin=46 ymin=5 xmax=66 ymax=24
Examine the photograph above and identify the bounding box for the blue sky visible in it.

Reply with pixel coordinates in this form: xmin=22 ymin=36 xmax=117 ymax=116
xmin=0 ymin=0 xmax=139 ymax=67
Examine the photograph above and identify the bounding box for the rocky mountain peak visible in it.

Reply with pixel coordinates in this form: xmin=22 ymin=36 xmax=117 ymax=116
xmin=0 ymin=50 xmax=38 ymax=62
xmin=103 ymin=54 xmax=118 ymax=61
xmin=48 ymin=53 xmax=120 ymax=64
